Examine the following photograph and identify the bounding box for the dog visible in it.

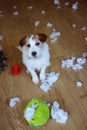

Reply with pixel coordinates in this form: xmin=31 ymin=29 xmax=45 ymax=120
xmin=17 ymin=33 xmax=51 ymax=84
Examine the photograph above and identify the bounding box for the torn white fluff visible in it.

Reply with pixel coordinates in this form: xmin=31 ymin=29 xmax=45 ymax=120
xmin=61 ymin=57 xmax=76 ymax=68
xmin=77 ymin=57 xmax=86 ymax=65
xmin=24 ymin=104 xmax=38 ymax=121
xmin=50 ymin=37 xmax=58 ymax=43
xmin=50 ymin=31 xmax=61 ymax=39
xmin=84 ymin=37 xmax=87 ymax=42
xmin=51 ymin=101 xmax=68 ymax=124
xmin=40 ymin=72 xmax=60 ymax=92
xmin=72 ymin=24 xmax=76 ymax=28
xmin=12 ymin=6 xmax=17 ymax=9
xmin=54 ymin=0 xmax=60 ymax=5
xmin=41 ymin=10 xmax=46 ymax=14
xmin=50 ymin=31 xmax=61 ymax=43
xmin=13 ymin=11 xmax=19 ymax=15
xmin=76 ymin=81 xmax=83 ymax=88
xmin=61 ymin=55 xmax=87 ymax=71
xmin=0 ymin=35 xmax=3 ymax=40
xmin=46 ymin=23 xmax=53 ymax=27
xmin=9 ymin=97 xmax=20 ymax=107
xmin=34 ymin=21 xmax=40 ymax=27
xmin=28 ymin=6 xmax=33 ymax=9
xmin=81 ymin=26 xmax=86 ymax=31
xmin=72 ymin=2 xmax=78 ymax=10
xmin=0 ymin=14 xmax=3 ymax=17
xmin=82 ymin=52 xmax=87 ymax=58
xmin=64 ymin=2 xmax=69 ymax=6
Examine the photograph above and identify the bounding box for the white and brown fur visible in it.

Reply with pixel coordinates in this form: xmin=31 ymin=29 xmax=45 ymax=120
xmin=17 ymin=33 xmax=51 ymax=84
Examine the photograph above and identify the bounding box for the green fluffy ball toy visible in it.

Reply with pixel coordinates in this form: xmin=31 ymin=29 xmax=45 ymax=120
xmin=24 ymin=99 xmax=50 ymax=127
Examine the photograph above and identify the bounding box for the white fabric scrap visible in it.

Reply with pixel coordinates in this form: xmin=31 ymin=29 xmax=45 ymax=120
xmin=9 ymin=97 xmax=20 ymax=107
xmin=81 ymin=26 xmax=86 ymax=31
xmin=61 ymin=55 xmax=87 ymax=71
xmin=0 ymin=14 xmax=3 ymax=17
xmin=13 ymin=11 xmax=19 ymax=15
xmin=54 ymin=0 xmax=60 ymax=5
xmin=24 ymin=104 xmax=38 ymax=121
xmin=84 ymin=37 xmax=87 ymax=42
xmin=0 ymin=35 xmax=3 ymax=40
xmin=76 ymin=81 xmax=83 ymax=88
xmin=64 ymin=2 xmax=69 ymax=6
xmin=28 ymin=6 xmax=33 ymax=9
xmin=82 ymin=52 xmax=87 ymax=58
xmin=72 ymin=2 xmax=78 ymax=10
xmin=40 ymin=72 xmax=60 ymax=92
xmin=41 ymin=10 xmax=46 ymax=14
xmin=46 ymin=23 xmax=53 ymax=28
xmin=34 ymin=21 xmax=40 ymax=27
xmin=51 ymin=101 xmax=68 ymax=124
xmin=50 ymin=31 xmax=61 ymax=43
xmin=12 ymin=6 xmax=17 ymax=9
xmin=72 ymin=24 xmax=76 ymax=28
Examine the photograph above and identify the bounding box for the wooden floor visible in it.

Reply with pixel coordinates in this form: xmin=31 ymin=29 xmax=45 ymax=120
xmin=0 ymin=0 xmax=87 ymax=130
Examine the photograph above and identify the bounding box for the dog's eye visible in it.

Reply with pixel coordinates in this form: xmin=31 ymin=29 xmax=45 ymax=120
xmin=27 ymin=44 xmax=30 ymax=47
xmin=35 ymin=42 xmax=40 ymax=46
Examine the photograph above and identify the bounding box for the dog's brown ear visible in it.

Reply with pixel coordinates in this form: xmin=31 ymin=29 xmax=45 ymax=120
xmin=37 ymin=33 xmax=47 ymax=42
xmin=19 ymin=36 xmax=27 ymax=47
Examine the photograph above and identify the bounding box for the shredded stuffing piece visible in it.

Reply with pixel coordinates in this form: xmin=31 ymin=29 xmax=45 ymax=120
xmin=0 ymin=35 xmax=3 ymax=40
xmin=61 ymin=54 xmax=87 ymax=71
xmin=13 ymin=11 xmax=19 ymax=15
xmin=81 ymin=26 xmax=86 ymax=31
xmin=84 ymin=37 xmax=87 ymax=42
xmin=9 ymin=97 xmax=20 ymax=107
xmin=72 ymin=2 xmax=78 ymax=10
xmin=76 ymin=81 xmax=83 ymax=88
xmin=46 ymin=23 xmax=53 ymax=27
xmin=34 ymin=21 xmax=40 ymax=27
xmin=24 ymin=104 xmax=38 ymax=121
xmin=28 ymin=6 xmax=33 ymax=9
xmin=51 ymin=101 xmax=68 ymax=124
xmin=49 ymin=30 xmax=61 ymax=43
xmin=54 ymin=0 xmax=60 ymax=5
xmin=40 ymin=72 xmax=60 ymax=92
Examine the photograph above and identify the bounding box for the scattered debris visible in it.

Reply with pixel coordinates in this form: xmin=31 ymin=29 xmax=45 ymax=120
xmin=49 ymin=30 xmax=61 ymax=43
xmin=76 ymin=81 xmax=83 ymax=88
xmin=51 ymin=101 xmax=69 ymax=124
xmin=34 ymin=21 xmax=40 ymax=27
xmin=72 ymin=24 xmax=76 ymax=28
xmin=54 ymin=0 xmax=60 ymax=5
xmin=72 ymin=2 xmax=78 ymax=10
xmin=64 ymin=2 xmax=69 ymax=6
xmin=46 ymin=22 xmax=53 ymax=28
xmin=81 ymin=26 xmax=86 ymax=31
xmin=9 ymin=97 xmax=20 ymax=107
xmin=28 ymin=6 xmax=33 ymax=9
xmin=13 ymin=11 xmax=19 ymax=15
xmin=61 ymin=54 xmax=87 ymax=71
xmin=0 ymin=35 xmax=3 ymax=40
xmin=41 ymin=10 xmax=46 ymax=14
xmin=40 ymin=72 xmax=60 ymax=92
xmin=84 ymin=37 xmax=87 ymax=42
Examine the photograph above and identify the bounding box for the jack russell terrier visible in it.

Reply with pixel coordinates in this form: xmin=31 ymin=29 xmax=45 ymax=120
xmin=17 ymin=33 xmax=51 ymax=84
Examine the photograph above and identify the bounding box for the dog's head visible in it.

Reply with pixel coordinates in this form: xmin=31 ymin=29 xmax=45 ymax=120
xmin=19 ymin=33 xmax=47 ymax=59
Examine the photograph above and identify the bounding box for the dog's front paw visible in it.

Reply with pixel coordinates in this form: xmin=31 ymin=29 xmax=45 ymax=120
xmin=32 ymin=76 xmax=39 ymax=84
xmin=40 ymin=74 xmax=45 ymax=82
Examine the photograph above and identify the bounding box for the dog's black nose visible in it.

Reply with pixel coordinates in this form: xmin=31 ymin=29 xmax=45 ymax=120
xmin=32 ymin=51 xmax=37 ymax=56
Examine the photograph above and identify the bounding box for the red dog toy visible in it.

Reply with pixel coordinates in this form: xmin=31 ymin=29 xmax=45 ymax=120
xmin=11 ymin=64 xmax=21 ymax=76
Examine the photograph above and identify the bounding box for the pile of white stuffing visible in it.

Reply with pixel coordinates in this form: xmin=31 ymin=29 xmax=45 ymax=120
xmin=51 ymin=101 xmax=68 ymax=124
xmin=40 ymin=72 xmax=60 ymax=92
xmin=61 ymin=52 xmax=87 ymax=71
